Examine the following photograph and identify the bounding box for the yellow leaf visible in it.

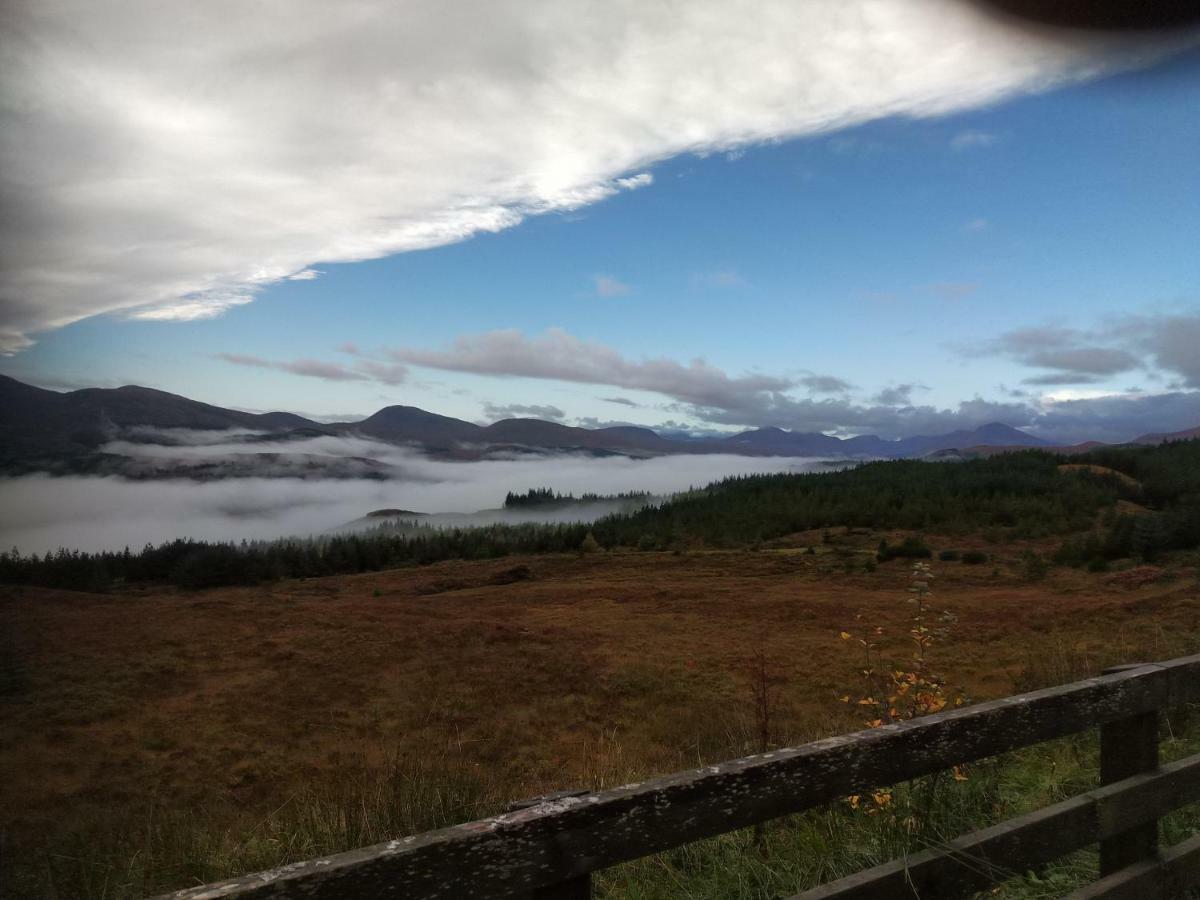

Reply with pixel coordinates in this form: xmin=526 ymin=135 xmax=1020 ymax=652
xmin=857 ymin=698 xmax=875 ymax=706
xmin=840 ymin=631 xmax=851 ymax=640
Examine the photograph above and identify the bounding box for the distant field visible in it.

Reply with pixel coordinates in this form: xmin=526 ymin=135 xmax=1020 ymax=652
xmin=2 ymin=534 xmax=1199 ymax=898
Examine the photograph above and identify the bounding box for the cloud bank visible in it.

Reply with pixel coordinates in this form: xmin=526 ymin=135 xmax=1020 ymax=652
xmin=386 ymin=327 xmax=794 ymax=410
xmin=977 ymin=312 xmax=1200 ymax=388
xmin=375 ymin=318 xmax=1200 ymax=441
xmin=0 ymin=442 xmax=828 ymax=552
xmin=3 ymin=0 xmax=1196 ymax=351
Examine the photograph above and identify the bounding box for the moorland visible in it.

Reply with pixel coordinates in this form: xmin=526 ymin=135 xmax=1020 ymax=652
xmin=2 ymin=440 xmax=1200 ymax=898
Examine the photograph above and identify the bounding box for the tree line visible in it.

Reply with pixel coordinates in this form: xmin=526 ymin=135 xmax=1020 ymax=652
xmin=3 ymin=440 xmax=1197 ymax=592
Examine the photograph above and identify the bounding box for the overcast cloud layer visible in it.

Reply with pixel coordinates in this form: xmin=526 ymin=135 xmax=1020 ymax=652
xmin=2 ymin=0 xmax=1195 ymax=352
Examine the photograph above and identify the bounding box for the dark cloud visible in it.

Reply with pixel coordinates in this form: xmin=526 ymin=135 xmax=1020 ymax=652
xmin=799 ymin=374 xmax=855 ymax=394
xmin=1022 ymin=372 xmax=1104 ymax=386
xmin=351 ymin=360 xmax=411 ymax=385
xmin=602 ymin=397 xmax=641 ymax=407
xmin=872 ymin=383 xmax=929 ymax=405
xmin=978 ymin=311 xmax=1200 ymax=388
xmin=1115 ymin=312 xmax=1200 ymax=388
xmin=1031 ymin=390 xmax=1200 ymax=444
xmin=1024 ymin=347 xmax=1140 ymax=376
xmin=686 ymin=394 xmax=1037 ymax=439
xmin=980 ymin=326 xmax=1141 ymax=376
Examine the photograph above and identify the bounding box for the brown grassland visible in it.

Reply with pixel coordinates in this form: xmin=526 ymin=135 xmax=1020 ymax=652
xmin=2 ymin=530 xmax=1199 ymax=897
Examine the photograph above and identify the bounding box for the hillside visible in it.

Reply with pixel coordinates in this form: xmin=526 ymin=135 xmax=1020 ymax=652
xmin=0 ymin=374 xmax=1078 ymax=474
xmin=4 ymin=544 xmax=1199 ymax=898
xmin=3 ymin=375 xmax=1196 ymax=478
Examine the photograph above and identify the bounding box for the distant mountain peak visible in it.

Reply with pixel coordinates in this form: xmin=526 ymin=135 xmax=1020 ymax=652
xmin=0 ymin=375 xmax=1193 ymax=475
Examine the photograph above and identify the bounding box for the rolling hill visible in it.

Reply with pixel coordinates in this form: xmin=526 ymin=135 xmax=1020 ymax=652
xmin=2 ymin=373 xmax=1189 ymax=476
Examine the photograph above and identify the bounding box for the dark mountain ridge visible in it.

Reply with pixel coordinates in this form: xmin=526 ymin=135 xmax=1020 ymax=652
xmin=1 ymin=373 xmax=1188 ymax=475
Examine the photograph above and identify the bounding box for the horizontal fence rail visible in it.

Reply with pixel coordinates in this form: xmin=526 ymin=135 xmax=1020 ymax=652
xmin=157 ymin=654 xmax=1200 ymax=900
xmin=792 ymin=753 xmax=1200 ymax=899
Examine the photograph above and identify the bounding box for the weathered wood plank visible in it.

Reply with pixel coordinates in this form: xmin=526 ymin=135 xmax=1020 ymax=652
xmin=1099 ymin=698 xmax=1159 ymax=875
xmin=153 ymin=656 xmax=1200 ymax=900
xmin=527 ymin=877 xmax=590 ymax=900
xmin=791 ymin=751 xmax=1200 ymax=900
xmin=1065 ymin=831 xmax=1200 ymax=900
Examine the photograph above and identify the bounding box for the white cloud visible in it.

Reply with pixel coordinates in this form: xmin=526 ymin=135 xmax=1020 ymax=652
xmin=928 ymin=281 xmax=980 ymax=299
xmin=691 ymin=269 xmax=747 ymax=289
xmin=2 ymin=2 xmax=1194 ymax=351
xmin=594 ymin=274 xmax=630 ymax=297
xmin=482 ymin=402 xmax=566 ymax=422
xmin=216 ymin=352 xmax=407 ymax=385
xmin=130 ymin=290 xmax=256 ymax=322
xmin=615 ymin=173 xmax=653 ymax=190
xmin=950 ymin=129 xmax=998 ymax=150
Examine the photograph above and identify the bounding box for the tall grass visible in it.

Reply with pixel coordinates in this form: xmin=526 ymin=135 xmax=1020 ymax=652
xmin=18 ymin=685 xmax=1200 ymax=899
xmin=8 ymin=574 xmax=1200 ymax=899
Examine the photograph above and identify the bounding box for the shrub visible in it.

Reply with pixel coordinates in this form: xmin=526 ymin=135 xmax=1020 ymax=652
xmin=877 ymin=536 xmax=932 ymax=562
xmin=636 ymin=534 xmax=658 ymax=552
xmin=961 ymin=550 xmax=988 ymax=565
xmin=1021 ymin=550 xmax=1049 ymax=582
xmin=579 ymin=532 xmax=602 ymax=554
xmin=938 ymin=550 xmax=961 ymax=562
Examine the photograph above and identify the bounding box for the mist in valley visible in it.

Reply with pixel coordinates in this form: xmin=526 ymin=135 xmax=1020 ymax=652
xmin=0 ymin=430 xmax=836 ymax=553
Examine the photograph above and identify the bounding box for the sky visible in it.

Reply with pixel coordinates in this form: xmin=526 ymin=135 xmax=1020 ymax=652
xmin=2 ymin=1 xmax=1199 ymax=444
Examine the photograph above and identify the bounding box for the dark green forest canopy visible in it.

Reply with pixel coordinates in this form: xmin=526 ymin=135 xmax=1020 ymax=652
xmin=3 ymin=440 xmax=1198 ymax=591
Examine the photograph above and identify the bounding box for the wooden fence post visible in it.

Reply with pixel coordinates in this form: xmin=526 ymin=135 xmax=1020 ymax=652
xmin=1099 ymin=664 xmax=1160 ymax=876
xmin=507 ymin=790 xmax=593 ymax=899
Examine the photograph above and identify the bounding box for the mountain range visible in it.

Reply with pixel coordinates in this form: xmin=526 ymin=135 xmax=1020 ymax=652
xmin=0 ymin=374 xmax=1194 ymax=477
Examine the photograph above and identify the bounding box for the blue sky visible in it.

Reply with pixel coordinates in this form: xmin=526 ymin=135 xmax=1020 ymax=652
xmin=2 ymin=4 xmax=1198 ymax=443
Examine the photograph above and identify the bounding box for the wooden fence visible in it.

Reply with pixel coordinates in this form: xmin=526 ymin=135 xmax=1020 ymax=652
xmin=156 ymin=655 xmax=1200 ymax=900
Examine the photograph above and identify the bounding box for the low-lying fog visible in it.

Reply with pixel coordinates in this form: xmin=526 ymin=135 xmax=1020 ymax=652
xmin=0 ymin=431 xmax=837 ymax=553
